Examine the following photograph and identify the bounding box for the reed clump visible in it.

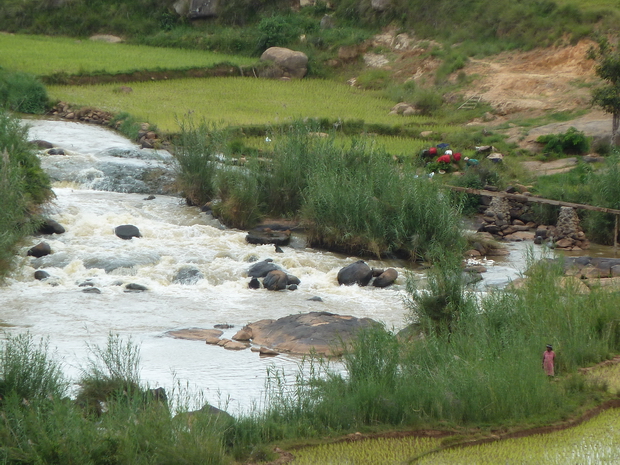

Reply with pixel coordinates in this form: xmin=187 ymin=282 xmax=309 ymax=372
xmin=174 ymin=118 xmax=464 ymax=258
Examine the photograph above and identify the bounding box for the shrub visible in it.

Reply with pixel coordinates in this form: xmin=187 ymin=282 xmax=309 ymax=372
xmin=356 ymin=69 xmax=392 ymax=90
xmin=536 ymin=126 xmax=590 ymax=156
xmin=0 ymin=333 xmax=67 ymax=401
xmin=0 ymin=69 xmax=48 ymax=114
xmin=413 ymin=88 xmax=443 ymax=115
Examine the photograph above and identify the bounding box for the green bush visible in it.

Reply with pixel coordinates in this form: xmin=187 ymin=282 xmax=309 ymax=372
xmin=0 ymin=333 xmax=67 ymax=402
xmin=0 ymin=69 xmax=48 ymax=114
xmin=536 ymin=126 xmax=590 ymax=156
xmin=413 ymin=88 xmax=443 ymax=115
xmin=356 ymin=69 xmax=392 ymax=90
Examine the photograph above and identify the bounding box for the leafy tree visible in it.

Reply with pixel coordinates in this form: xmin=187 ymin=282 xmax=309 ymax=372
xmin=589 ymin=38 xmax=620 ymax=147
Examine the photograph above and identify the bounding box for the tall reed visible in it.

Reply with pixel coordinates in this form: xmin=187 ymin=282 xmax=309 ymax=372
xmin=173 ymin=116 xmax=224 ymax=206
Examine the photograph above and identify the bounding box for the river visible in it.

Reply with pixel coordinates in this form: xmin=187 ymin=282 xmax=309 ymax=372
xmin=0 ymin=119 xmax=540 ymax=414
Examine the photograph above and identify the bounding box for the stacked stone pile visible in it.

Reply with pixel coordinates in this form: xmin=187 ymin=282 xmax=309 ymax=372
xmin=477 ymin=191 xmax=589 ymax=249
xmin=552 ymin=206 xmax=589 ymax=250
xmin=478 ymin=197 xmax=537 ymax=241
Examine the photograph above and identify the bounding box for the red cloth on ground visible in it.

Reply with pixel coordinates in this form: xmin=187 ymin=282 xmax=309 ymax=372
xmin=543 ymin=350 xmax=555 ymax=376
xmin=453 ymin=152 xmax=462 ymax=161
xmin=436 ymin=154 xmax=451 ymax=163
xmin=429 ymin=147 xmax=437 ymax=155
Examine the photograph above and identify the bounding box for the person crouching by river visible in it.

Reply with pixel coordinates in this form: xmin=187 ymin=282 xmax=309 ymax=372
xmin=543 ymin=344 xmax=555 ymax=377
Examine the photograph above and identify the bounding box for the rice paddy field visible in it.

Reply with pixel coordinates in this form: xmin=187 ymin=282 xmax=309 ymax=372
xmin=0 ymin=33 xmax=255 ymax=76
xmin=47 ymin=78 xmax=428 ymax=132
xmin=292 ymin=408 xmax=620 ymax=464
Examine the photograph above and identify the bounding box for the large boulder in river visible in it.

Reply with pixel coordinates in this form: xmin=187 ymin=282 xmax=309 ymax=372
xmin=173 ymin=265 xmax=204 ymax=285
xmin=37 ymin=218 xmax=65 ymax=235
xmin=245 ymin=228 xmax=291 ymax=246
xmin=260 ymin=47 xmax=308 ymax=79
xmin=247 ymin=312 xmax=380 ymax=355
xmin=247 ymin=259 xmax=281 ymax=278
xmin=28 ymin=242 xmax=51 ymax=258
xmin=337 ymin=260 xmax=373 ymax=286
xmin=115 ymin=224 xmax=141 ymax=240
xmin=263 ymin=270 xmax=288 ymax=291
xmin=372 ymin=268 xmax=398 ymax=288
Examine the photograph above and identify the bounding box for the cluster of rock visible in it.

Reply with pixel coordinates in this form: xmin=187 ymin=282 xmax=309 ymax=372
xmin=168 ymin=311 xmax=380 ymax=356
xmin=30 ymin=221 xmax=149 ymax=292
xmin=337 ymin=260 xmax=398 ymax=288
xmin=49 ymin=102 xmax=113 ymax=126
xmin=390 ymin=102 xmax=421 ymax=117
xmin=477 ymin=194 xmax=589 ymax=250
xmin=563 ymin=256 xmax=620 ymax=279
xmin=246 ymin=259 xmax=300 ymax=291
xmin=48 ymin=102 xmax=163 ymax=149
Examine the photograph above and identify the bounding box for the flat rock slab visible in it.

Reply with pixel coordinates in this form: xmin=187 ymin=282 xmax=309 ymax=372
xmin=521 ymin=158 xmax=578 ymax=176
xmin=247 ymin=311 xmax=379 ymax=355
xmin=166 ymin=328 xmax=223 ymax=341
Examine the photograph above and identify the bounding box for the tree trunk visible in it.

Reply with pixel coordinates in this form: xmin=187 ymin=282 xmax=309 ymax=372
xmin=613 ymin=111 xmax=620 ymax=147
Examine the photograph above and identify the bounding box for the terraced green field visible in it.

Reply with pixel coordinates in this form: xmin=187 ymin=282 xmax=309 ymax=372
xmin=48 ymin=78 xmax=418 ymax=132
xmin=293 ymin=408 xmax=620 ymax=464
xmin=0 ymin=33 xmax=255 ymax=76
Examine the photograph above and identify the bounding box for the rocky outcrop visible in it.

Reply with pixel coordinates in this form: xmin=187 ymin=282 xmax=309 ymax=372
xmin=260 ymin=47 xmax=308 ymax=79
xmin=37 ymin=218 xmax=65 ymax=235
xmin=245 ymin=312 xmax=380 ymax=355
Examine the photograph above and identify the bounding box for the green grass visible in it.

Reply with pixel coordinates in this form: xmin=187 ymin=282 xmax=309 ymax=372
xmin=48 ymin=78 xmax=411 ymax=133
xmin=417 ymin=408 xmax=620 ymax=464
xmin=0 ymin=33 xmax=256 ymax=77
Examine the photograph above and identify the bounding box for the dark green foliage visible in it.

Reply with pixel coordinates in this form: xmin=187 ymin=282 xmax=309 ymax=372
xmin=0 ymin=109 xmax=51 ymax=277
xmin=536 ymin=127 xmax=590 ymax=156
xmin=0 ymin=69 xmax=48 ymax=114
xmin=0 ymin=333 xmax=67 ymax=402
xmin=412 ymin=88 xmax=444 ymax=115
xmin=256 ymin=14 xmax=317 ymax=53
xmin=0 ymin=0 xmax=181 ymax=37
xmin=405 ymin=252 xmax=474 ymax=335
xmin=589 ymin=37 xmax=620 ymax=146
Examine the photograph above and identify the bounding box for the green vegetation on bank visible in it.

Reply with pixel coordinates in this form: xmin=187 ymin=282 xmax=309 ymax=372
xmin=0 ymin=109 xmax=51 ymax=278
xmin=530 ymin=153 xmax=620 ymax=244
xmin=3 ymin=260 xmax=620 ymax=464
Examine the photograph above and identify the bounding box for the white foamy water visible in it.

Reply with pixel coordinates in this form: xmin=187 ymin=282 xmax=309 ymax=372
xmin=0 ymin=119 xmax=535 ymax=414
